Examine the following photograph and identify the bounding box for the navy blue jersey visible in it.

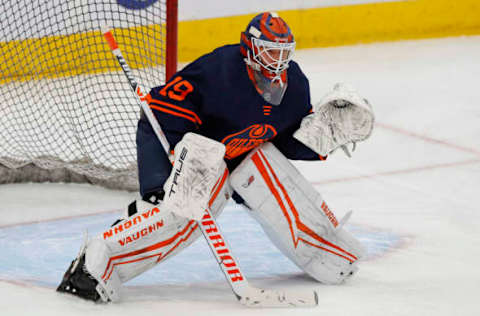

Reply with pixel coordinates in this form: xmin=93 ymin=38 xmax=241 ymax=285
xmin=137 ymin=44 xmax=325 ymax=197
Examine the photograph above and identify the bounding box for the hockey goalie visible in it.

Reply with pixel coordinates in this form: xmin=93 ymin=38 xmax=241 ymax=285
xmin=57 ymin=12 xmax=374 ymax=303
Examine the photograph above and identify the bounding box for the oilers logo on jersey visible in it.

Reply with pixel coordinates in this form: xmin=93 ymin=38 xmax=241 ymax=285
xmin=221 ymin=124 xmax=277 ymax=159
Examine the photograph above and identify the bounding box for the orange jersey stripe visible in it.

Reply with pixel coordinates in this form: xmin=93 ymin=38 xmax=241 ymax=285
xmin=149 ymin=105 xmax=199 ymax=125
xmin=147 ymin=94 xmax=202 ymax=125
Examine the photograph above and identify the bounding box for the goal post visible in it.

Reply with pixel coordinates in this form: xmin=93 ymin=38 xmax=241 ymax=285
xmin=0 ymin=0 xmax=178 ymax=191
xmin=166 ymin=0 xmax=178 ymax=82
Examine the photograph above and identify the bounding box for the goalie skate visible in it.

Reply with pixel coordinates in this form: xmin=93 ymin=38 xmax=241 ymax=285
xmin=56 ymin=253 xmax=103 ymax=302
xmin=56 ymin=235 xmax=112 ymax=302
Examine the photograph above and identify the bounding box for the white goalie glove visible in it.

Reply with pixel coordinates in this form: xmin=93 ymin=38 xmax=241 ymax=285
xmin=293 ymin=83 xmax=374 ymax=157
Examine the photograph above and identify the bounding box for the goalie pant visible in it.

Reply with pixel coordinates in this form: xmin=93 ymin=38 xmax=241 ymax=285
xmin=83 ymin=144 xmax=365 ymax=301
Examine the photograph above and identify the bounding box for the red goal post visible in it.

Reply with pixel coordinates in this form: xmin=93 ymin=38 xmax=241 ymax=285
xmin=0 ymin=0 xmax=178 ymax=191
xmin=166 ymin=0 xmax=178 ymax=82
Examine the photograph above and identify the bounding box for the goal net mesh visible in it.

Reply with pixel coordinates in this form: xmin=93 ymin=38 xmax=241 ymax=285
xmin=0 ymin=0 xmax=170 ymax=191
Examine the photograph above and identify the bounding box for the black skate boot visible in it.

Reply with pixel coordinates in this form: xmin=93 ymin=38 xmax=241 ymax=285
xmin=56 ymin=253 xmax=102 ymax=302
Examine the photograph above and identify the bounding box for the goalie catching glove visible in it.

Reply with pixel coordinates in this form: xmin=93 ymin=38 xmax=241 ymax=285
xmin=293 ymin=83 xmax=374 ymax=157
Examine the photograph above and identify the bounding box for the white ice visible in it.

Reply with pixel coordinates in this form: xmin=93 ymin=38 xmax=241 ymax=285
xmin=1 ymin=36 xmax=480 ymax=315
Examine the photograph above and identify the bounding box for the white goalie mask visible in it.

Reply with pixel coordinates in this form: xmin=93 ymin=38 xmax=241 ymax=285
xmin=250 ymin=38 xmax=296 ymax=78
xmin=240 ymin=12 xmax=296 ymax=105
xmin=247 ymin=38 xmax=295 ymax=105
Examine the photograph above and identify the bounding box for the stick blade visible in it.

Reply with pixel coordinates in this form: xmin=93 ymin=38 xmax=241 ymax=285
xmin=238 ymin=288 xmax=318 ymax=308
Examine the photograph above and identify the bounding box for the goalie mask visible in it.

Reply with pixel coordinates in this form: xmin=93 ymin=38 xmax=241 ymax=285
xmin=240 ymin=12 xmax=296 ymax=105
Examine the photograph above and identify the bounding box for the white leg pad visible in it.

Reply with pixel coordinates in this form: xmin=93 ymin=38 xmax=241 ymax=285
xmin=83 ymin=167 xmax=232 ymax=301
xmin=85 ymin=238 xmax=122 ymax=302
xmin=230 ymin=143 xmax=365 ymax=284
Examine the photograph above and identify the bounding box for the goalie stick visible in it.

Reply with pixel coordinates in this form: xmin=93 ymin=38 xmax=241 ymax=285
xmin=102 ymin=27 xmax=318 ymax=308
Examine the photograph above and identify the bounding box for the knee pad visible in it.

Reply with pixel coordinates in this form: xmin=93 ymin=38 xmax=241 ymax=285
xmin=230 ymin=143 xmax=365 ymax=284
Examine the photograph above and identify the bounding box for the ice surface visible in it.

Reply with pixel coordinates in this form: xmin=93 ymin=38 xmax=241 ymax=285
xmin=1 ymin=36 xmax=480 ymax=315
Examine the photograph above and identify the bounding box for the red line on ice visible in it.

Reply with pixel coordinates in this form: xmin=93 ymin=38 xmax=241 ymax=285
xmin=376 ymin=122 xmax=480 ymax=157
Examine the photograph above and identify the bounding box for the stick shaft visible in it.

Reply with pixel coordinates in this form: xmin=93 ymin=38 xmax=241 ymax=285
xmin=103 ymin=29 xmax=170 ymax=154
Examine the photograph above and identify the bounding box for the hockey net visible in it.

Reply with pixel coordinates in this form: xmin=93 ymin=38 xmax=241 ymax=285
xmin=0 ymin=0 xmax=177 ymax=191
